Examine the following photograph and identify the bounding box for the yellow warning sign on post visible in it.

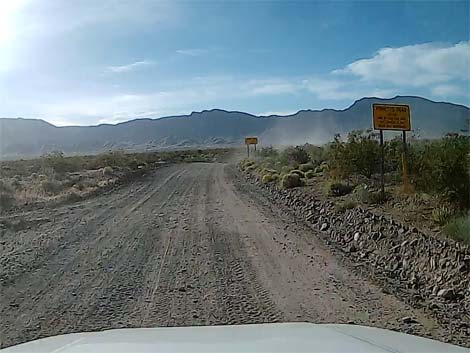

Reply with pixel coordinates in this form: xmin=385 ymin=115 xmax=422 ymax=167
xmin=373 ymin=104 xmax=411 ymax=131
xmin=244 ymin=137 xmax=258 ymax=145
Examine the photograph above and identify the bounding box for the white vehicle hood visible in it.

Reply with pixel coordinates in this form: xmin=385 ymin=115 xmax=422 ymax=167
xmin=1 ymin=323 xmax=468 ymax=353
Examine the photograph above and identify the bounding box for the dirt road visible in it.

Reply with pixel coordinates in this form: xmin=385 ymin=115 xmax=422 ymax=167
xmin=0 ymin=163 xmax=452 ymax=348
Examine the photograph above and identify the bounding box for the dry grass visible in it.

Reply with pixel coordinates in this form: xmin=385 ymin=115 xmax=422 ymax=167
xmin=0 ymin=148 xmax=232 ymax=211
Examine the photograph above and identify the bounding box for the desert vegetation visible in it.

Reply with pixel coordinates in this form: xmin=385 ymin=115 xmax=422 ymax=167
xmin=240 ymin=131 xmax=470 ymax=244
xmin=0 ymin=148 xmax=231 ymax=212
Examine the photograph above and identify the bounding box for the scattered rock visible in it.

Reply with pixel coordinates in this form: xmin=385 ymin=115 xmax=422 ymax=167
xmin=401 ymin=316 xmax=419 ymax=324
xmin=353 ymin=232 xmax=360 ymax=242
xmin=436 ymin=288 xmax=455 ymax=301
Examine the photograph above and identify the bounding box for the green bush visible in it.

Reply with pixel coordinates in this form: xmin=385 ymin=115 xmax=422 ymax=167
xmin=327 ymin=130 xmax=381 ymax=178
xmin=327 ymin=181 xmax=353 ymax=197
xmin=259 ymin=146 xmax=279 ymax=158
xmin=305 ymin=170 xmax=315 ymax=179
xmin=261 ymin=174 xmax=274 ymax=184
xmin=353 ymin=185 xmax=389 ymax=204
xmin=42 ymin=151 xmax=81 ymax=174
xmin=409 ymin=135 xmax=469 ymax=209
xmin=102 ymin=166 xmax=114 ymax=176
xmin=304 ymin=144 xmax=327 ymax=165
xmin=444 ymin=213 xmax=470 ymax=245
xmin=281 ymin=173 xmax=303 ymax=189
xmin=299 ymin=163 xmax=315 ymax=172
xmin=334 ymin=199 xmax=357 ymax=212
xmin=282 ymin=146 xmax=309 ymax=165
xmin=368 ymin=191 xmax=390 ymax=204
xmin=280 ymin=165 xmax=293 ymax=174
xmin=290 ymin=170 xmax=305 ymax=178
xmin=431 ymin=206 xmax=454 ymax=225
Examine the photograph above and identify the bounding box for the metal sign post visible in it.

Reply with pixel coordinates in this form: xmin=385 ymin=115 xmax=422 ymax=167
xmin=244 ymin=137 xmax=258 ymax=159
xmin=402 ymin=131 xmax=410 ymax=193
xmin=379 ymin=129 xmax=385 ymax=198
xmin=372 ymin=104 xmax=411 ymax=196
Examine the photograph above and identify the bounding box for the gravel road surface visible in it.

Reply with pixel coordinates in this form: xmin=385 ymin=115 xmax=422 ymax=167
xmin=0 ymin=163 xmax=451 ymax=348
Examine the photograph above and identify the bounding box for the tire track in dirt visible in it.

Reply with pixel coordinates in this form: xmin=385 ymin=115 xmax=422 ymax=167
xmin=0 ymin=162 xmax=454 ymax=349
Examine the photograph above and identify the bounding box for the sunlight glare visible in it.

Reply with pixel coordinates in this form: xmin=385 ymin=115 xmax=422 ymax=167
xmin=0 ymin=0 xmax=27 ymax=44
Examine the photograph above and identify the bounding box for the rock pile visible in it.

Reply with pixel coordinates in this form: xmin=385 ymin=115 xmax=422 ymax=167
xmin=242 ymin=171 xmax=470 ymax=333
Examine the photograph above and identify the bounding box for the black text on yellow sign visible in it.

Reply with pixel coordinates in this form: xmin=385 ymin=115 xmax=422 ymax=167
xmin=373 ymin=104 xmax=411 ymax=131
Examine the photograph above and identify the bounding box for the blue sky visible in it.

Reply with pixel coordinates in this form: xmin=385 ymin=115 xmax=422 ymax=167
xmin=0 ymin=0 xmax=469 ymax=126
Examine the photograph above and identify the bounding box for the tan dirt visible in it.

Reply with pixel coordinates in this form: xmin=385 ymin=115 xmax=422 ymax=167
xmin=0 ymin=163 xmax=453 ymax=348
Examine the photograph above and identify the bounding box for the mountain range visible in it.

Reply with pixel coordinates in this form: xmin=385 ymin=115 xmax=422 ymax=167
xmin=0 ymin=96 xmax=468 ymax=159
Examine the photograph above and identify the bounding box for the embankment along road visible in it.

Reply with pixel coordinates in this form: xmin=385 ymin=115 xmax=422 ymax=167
xmin=0 ymin=163 xmax=452 ymax=348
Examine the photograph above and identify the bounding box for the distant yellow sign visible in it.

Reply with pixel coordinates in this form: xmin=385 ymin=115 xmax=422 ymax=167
xmin=245 ymin=137 xmax=258 ymax=145
xmin=373 ymin=104 xmax=411 ymax=131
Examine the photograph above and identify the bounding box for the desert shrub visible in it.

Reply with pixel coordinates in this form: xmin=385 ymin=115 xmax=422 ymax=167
xmin=42 ymin=151 xmax=81 ymax=174
xmin=334 ymin=199 xmax=357 ymax=213
xmin=314 ymin=163 xmax=328 ymax=174
xmin=261 ymin=174 xmax=274 ymax=184
xmin=353 ymin=185 xmax=370 ymax=203
xmin=444 ymin=213 xmax=470 ymax=245
xmin=368 ymin=191 xmax=390 ymax=204
xmin=280 ymin=165 xmax=293 ymax=174
xmin=0 ymin=179 xmax=15 ymax=210
xmin=0 ymin=192 xmax=15 ymax=210
xmin=128 ymin=159 xmax=140 ymax=170
xmin=290 ymin=170 xmax=305 ymax=178
xmin=65 ymin=190 xmax=82 ymax=203
xmin=409 ymin=135 xmax=469 ymax=209
xmin=431 ymin=205 xmax=455 ymax=225
xmin=245 ymin=165 xmax=256 ymax=172
xmin=40 ymin=179 xmax=64 ymax=195
xmin=240 ymin=160 xmax=255 ymax=171
xmin=282 ymin=146 xmax=309 ymax=165
xmin=304 ymin=144 xmax=327 ymax=165
xmin=327 ymin=181 xmax=353 ymax=197
xmin=305 ymin=170 xmax=315 ymax=179
xmin=280 ymin=173 xmax=303 ymax=189
xmin=259 ymin=146 xmax=279 ymax=159
xmin=299 ymin=163 xmax=315 ymax=172
xmin=10 ymin=179 xmax=22 ymax=190
xmin=353 ymin=185 xmax=389 ymax=204
xmin=328 ymin=130 xmax=381 ymax=178
xmin=0 ymin=179 xmax=14 ymax=193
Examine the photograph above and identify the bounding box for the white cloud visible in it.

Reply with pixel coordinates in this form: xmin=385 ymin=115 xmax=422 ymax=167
xmin=107 ymin=60 xmax=154 ymax=73
xmin=176 ymin=48 xmax=209 ymax=56
xmin=338 ymin=42 xmax=470 ymax=87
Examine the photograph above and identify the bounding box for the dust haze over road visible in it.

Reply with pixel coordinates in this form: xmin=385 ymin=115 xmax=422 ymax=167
xmin=0 ymin=163 xmax=449 ymax=347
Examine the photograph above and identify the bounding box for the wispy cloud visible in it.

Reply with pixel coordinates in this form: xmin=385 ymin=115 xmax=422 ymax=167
xmin=335 ymin=41 xmax=470 ymax=87
xmin=176 ymin=48 xmax=210 ymax=56
xmin=107 ymin=60 xmax=154 ymax=73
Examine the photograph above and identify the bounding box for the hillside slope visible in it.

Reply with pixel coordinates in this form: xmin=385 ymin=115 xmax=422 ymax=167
xmin=1 ymin=96 xmax=468 ymax=159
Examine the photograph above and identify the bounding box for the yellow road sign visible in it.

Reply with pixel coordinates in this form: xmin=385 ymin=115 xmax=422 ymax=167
xmin=373 ymin=104 xmax=411 ymax=131
xmin=245 ymin=137 xmax=258 ymax=145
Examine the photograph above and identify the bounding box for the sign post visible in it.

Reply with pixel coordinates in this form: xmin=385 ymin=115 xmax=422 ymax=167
xmin=244 ymin=137 xmax=258 ymax=158
xmin=379 ymin=129 xmax=385 ymax=197
xmin=372 ymin=104 xmax=411 ymax=197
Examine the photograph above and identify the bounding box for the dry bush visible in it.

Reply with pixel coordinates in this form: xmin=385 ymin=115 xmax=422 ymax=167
xmin=40 ymin=179 xmax=64 ymax=195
